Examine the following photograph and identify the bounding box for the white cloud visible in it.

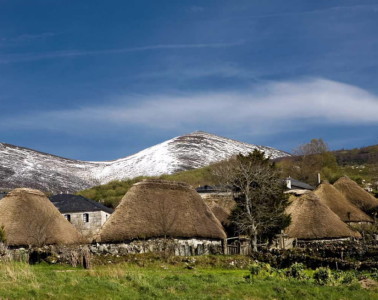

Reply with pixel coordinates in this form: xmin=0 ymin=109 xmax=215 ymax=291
xmin=2 ymin=78 xmax=378 ymax=135
xmin=0 ymin=42 xmax=243 ymax=64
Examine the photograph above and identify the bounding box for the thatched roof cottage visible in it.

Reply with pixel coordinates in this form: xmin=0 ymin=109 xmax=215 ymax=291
xmin=334 ymin=176 xmax=378 ymax=213
xmin=0 ymin=188 xmax=82 ymax=247
xmin=285 ymin=192 xmax=361 ymax=241
xmin=315 ymin=182 xmax=373 ymax=224
xmin=97 ymin=179 xmax=226 ymax=255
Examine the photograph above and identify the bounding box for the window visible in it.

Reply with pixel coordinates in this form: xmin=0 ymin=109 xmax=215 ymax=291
xmin=64 ymin=214 xmax=71 ymax=222
xmin=83 ymin=213 xmax=89 ymax=223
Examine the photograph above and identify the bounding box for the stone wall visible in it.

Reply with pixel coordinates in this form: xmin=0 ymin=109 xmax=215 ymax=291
xmin=1 ymin=244 xmax=91 ymax=267
xmin=89 ymin=238 xmax=224 ymax=256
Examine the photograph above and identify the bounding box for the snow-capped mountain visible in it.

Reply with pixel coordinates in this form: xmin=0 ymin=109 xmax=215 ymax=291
xmin=0 ymin=131 xmax=289 ymax=193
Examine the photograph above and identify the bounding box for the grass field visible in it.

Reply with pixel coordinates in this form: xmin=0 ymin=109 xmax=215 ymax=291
xmin=0 ymin=256 xmax=377 ymax=300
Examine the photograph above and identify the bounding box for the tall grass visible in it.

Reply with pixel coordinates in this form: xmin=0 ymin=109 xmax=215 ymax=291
xmin=0 ymin=258 xmax=377 ymax=299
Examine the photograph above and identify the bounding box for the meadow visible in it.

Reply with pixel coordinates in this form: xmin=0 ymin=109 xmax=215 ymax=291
xmin=0 ymin=255 xmax=377 ymax=299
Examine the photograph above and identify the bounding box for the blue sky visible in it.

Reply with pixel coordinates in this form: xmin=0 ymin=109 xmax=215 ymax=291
xmin=0 ymin=0 xmax=377 ymax=160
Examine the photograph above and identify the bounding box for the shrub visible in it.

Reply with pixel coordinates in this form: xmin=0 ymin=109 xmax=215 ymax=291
xmin=341 ymin=272 xmax=357 ymax=285
xmin=314 ymin=267 xmax=332 ymax=285
xmin=0 ymin=225 xmax=6 ymax=244
xmin=250 ymin=262 xmax=263 ymax=277
xmin=286 ymin=263 xmax=307 ymax=280
xmin=370 ymin=268 xmax=378 ymax=280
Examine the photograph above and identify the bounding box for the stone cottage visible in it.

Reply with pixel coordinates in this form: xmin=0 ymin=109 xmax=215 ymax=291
xmin=50 ymin=194 xmax=113 ymax=238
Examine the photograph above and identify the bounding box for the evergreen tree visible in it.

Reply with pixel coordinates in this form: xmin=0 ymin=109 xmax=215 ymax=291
xmin=213 ymin=150 xmax=291 ymax=251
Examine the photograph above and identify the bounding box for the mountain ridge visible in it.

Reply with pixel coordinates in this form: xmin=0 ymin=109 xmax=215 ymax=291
xmin=0 ymin=131 xmax=289 ymax=193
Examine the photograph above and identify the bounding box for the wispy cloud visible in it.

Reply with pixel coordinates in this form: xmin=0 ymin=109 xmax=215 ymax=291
xmin=9 ymin=32 xmax=56 ymax=42
xmin=241 ymin=3 xmax=378 ymax=20
xmin=2 ymin=78 xmax=377 ymax=136
xmin=0 ymin=41 xmax=244 ymax=64
xmin=132 ymin=63 xmax=259 ymax=81
xmin=0 ymin=32 xmax=56 ymax=48
xmin=189 ymin=6 xmax=205 ymax=13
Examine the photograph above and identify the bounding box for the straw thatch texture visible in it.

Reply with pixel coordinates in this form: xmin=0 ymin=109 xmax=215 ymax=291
xmin=99 ymin=179 xmax=226 ymax=242
xmin=285 ymin=192 xmax=361 ymax=240
xmin=0 ymin=188 xmax=82 ymax=246
xmin=315 ymin=182 xmax=373 ymax=223
xmin=334 ymin=177 xmax=378 ymax=212
xmin=201 ymin=193 xmax=236 ymax=225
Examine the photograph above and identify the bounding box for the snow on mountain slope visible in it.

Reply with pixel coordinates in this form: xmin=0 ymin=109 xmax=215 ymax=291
xmin=0 ymin=131 xmax=290 ymax=193
xmin=91 ymin=131 xmax=289 ymax=184
xmin=0 ymin=142 xmax=99 ymax=193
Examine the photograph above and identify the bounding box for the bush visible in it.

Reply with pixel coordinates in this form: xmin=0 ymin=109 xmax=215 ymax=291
xmin=286 ymin=263 xmax=307 ymax=280
xmin=314 ymin=267 xmax=332 ymax=285
xmin=249 ymin=262 xmax=263 ymax=277
xmin=341 ymin=272 xmax=357 ymax=285
xmin=0 ymin=226 xmax=6 ymax=243
xmin=370 ymin=268 xmax=378 ymax=280
xmin=247 ymin=262 xmax=277 ymax=281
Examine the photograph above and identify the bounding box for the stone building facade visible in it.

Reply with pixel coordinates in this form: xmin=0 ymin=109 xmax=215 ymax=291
xmin=50 ymin=194 xmax=113 ymax=238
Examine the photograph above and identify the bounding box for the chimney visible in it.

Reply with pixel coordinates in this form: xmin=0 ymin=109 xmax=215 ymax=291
xmin=286 ymin=177 xmax=291 ymax=189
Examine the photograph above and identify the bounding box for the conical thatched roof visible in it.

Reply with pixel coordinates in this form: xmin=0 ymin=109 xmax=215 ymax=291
xmin=0 ymin=188 xmax=82 ymax=246
xmin=201 ymin=193 xmax=236 ymax=225
xmin=285 ymin=192 xmax=361 ymax=240
xmin=99 ymin=179 xmax=226 ymax=242
xmin=315 ymin=182 xmax=373 ymax=223
xmin=334 ymin=177 xmax=378 ymax=212
xmin=208 ymin=204 xmax=231 ymax=225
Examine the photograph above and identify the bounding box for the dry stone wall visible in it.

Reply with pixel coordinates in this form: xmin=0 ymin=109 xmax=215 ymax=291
xmin=90 ymin=238 xmax=224 ymax=256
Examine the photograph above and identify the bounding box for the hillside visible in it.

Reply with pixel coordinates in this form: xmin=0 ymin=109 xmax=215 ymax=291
xmin=78 ymin=167 xmax=217 ymax=208
xmin=0 ymin=131 xmax=289 ymax=193
xmin=275 ymin=144 xmax=378 ymax=189
xmin=79 ymin=144 xmax=378 ymax=208
xmin=334 ymin=145 xmax=378 ymax=165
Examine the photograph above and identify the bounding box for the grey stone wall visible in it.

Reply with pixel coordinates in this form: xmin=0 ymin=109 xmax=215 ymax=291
xmin=90 ymin=238 xmax=224 ymax=256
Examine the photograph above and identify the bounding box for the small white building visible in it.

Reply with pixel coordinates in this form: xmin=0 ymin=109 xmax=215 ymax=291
xmin=50 ymin=194 xmax=113 ymax=237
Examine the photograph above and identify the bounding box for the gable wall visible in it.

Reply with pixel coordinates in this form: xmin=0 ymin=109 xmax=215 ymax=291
xmin=63 ymin=211 xmax=110 ymax=237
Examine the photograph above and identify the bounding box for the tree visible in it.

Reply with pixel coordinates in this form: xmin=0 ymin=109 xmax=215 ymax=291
xmin=291 ymin=138 xmax=339 ymax=185
xmin=213 ymin=150 xmax=291 ymax=252
xmin=293 ymin=138 xmax=329 ymax=156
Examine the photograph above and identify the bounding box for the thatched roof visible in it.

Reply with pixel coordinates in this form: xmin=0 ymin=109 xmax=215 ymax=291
xmin=0 ymin=188 xmax=82 ymax=246
xmin=99 ymin=179 xmax=226 ymax=242
xmin=201 ymin=193 xmax=236 ymax=225
xmin=315 ymin=182 xmax=373 ymax=223
xmin=285 ymin=192 xmax=361 ymax=240
xmin=334 ymin=176 xmax=378 ymax=212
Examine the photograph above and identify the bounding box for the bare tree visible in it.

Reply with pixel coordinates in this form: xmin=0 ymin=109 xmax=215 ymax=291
xmin=291 ymin=138 xmax=338 ymax=185
xmin=146 ymin=197 xmax=178 ymax=257
xmin=293 ymin=138 xmax=329 ymax=156
xmin=155 ymin=198 xmax=178 ymax=240
xmin=213 ymin=150 xmax=290 ymax=252
xmin=26 ymin=212 xmax=57 ymax=247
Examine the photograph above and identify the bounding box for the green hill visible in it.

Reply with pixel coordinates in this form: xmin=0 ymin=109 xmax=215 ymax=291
xmin=78 ymin=144 xmax=378 ymax=208
xmin=77 ymin=166 xmax=217 ymax=208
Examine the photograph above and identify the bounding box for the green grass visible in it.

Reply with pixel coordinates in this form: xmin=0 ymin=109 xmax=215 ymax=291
xmin=0 ymin=257 xmax=377 ymax=299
